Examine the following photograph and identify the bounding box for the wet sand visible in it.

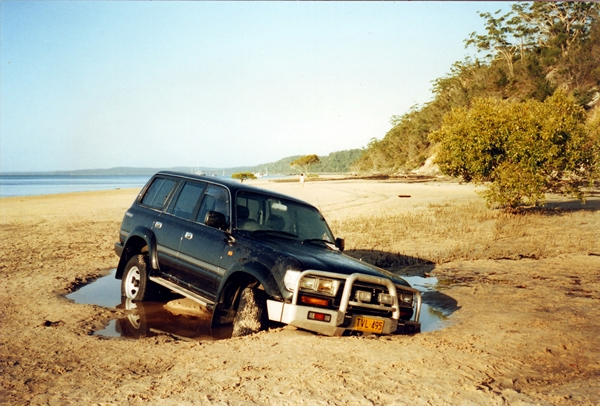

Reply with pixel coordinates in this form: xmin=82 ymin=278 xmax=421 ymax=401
xmin=1 ymin=180 xmax=599 ymax=405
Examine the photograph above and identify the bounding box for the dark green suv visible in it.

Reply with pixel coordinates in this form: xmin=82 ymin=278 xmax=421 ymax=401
xmin=115 ymin=172 xmax=421 ymax=337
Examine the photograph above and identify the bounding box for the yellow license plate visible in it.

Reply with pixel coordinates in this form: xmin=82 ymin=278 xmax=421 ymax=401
xmin=354 ymin=316 xmax=384 ymax=334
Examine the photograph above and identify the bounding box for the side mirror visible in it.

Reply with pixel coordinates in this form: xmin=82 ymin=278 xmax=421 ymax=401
xmin=204 ymin=211 xmax=228 ymax=231
xmin=335 ymin=237 xmax=345 ymax=252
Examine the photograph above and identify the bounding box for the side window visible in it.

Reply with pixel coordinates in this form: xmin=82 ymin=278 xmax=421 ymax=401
xmin=266 ymin=199 xmax=292 ymax=233
xmin=237 ymin=196 xmax=261 ymax=222
xmin=141 ymin=178 xmax=176 ymax=210
xmin=236 ymin=194 xmax=263 ymax=231
xmin=197 ymin=184 xmax=230 ymax=226
xmin=171 ymin=181 xmax=206 ymax=220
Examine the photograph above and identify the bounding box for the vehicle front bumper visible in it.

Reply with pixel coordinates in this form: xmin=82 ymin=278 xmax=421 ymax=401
xmin=266 ymin=271 xmax=422 ymax=336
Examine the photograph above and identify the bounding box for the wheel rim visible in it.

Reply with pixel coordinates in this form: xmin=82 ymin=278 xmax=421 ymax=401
xmin=124 ymin=298 xmax=142 ymax=329
xmin=124 ymin=266 xmax=141 ymax=299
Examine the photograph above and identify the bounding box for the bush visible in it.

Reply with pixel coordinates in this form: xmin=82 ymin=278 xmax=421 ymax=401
xmin=231 ymin=172 xmax=256 ymax=183
xmin=431 ymin=90 xmax=598 ymax=208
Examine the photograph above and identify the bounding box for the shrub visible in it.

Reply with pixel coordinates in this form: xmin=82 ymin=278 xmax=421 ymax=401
xmin=431 ymin=90 xmax=598 ymax=208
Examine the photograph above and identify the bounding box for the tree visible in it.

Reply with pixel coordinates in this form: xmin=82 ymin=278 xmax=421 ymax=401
xmin=231 ymin=172 xmax=256 ymax=183
xmin=524 ymin=2 xmax=599 ymax=57
xmin=431 ymin=91 xmax=598 ymax=208
xmin=290 ymin=154 xmax=320 ymax=175
xmin=353 ymin=2 xmax=599 ymax=177
xmin=465 ymin=3 xmax=600 ymax=80
xmin=465 ymin=9 xmax=521 ymax=78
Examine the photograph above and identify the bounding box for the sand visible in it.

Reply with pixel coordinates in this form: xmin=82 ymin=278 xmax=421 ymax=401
xmin=1 ymin=180 xmax=599 ymax=405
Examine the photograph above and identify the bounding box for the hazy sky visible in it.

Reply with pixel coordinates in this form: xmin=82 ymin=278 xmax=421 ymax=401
xmin=0 ymin=1 xmax=507 ymax=173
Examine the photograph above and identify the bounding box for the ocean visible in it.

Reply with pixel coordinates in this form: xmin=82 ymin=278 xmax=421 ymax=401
xmin=0 ymin=175 xmax=152 ymax=197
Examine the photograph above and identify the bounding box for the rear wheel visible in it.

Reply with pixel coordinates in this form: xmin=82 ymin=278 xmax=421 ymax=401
xmin=121 ymin=255 xmax=157 ymax=301
xmin=231 ymin=287 xmax=268 ymax=337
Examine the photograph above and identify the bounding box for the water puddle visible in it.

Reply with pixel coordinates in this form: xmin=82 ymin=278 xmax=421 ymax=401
xmin=66 ymin=269 xmax=231 ymax=341
xmin=66 ymin=270 xmax=451 ymax=339
xmin=66 ymin=269 xmax=122 ymax=308
xmin=110 ymin=300 xmax=232 ymax=341
xmin=402 ymin=276 xmax=453 ymax=333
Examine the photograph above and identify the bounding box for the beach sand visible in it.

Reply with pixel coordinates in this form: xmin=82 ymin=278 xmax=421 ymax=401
xmin=1 ymin=180 xmax=599 ymax=405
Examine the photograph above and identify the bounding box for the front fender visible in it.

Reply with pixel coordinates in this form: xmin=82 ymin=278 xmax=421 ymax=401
xmin=219 ymin=261 xmax=283 ymax=302
xmin=115 ymin=226 xmax=159 ymax=279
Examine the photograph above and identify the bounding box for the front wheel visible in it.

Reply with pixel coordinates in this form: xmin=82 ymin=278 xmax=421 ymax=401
xmin=121 ymin=255 xmax=157 ymax=301
xmin=231 ymin=287 xmax=268 ymax=337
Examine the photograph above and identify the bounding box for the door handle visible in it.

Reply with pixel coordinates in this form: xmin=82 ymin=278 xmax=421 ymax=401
xmin=154 ymin=221 xmax=163 ymax=229
xmin=184 ymin=232 xmax=193 ymax=240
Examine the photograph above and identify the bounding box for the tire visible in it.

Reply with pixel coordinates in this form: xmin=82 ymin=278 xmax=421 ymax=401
xmin=231 ymin=287 xmax=268 ymax=337
xmin=121 ymin=255 xmax=157 ymax=301
xmin=116 ymin=297 xmax=150 ymax=339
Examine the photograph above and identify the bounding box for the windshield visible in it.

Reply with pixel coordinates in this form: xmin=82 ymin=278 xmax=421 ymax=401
xmin=235 ymin=191 xmax=334 ymax=242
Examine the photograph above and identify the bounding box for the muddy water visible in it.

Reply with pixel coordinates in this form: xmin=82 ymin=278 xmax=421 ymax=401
xmin=402 ymin=276 xmax=450 ymax=333
xmin=66 ymin=269 xmax=232 ymax=341
xmin=66 ymin=270 xmax=450 ymax=340
xmin=104 ymin=300 xmax=233 ymax=341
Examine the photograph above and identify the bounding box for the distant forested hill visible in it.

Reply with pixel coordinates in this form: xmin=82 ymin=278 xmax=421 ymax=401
xmin=354 ymin=2 xmax=600 ymax=174
xmin=236 ymin=149 xmax=364 ymax=175
xmin=4 ymin=149 xmax=364 ymax=176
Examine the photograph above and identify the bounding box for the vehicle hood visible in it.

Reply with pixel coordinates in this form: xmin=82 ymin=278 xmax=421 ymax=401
xmin=250 ymin=235 xmax=410 ymax=287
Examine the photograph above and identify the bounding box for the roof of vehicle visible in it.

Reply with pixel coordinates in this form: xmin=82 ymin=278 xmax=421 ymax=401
xmin=156 ymin=171 xmax=316 ymax=208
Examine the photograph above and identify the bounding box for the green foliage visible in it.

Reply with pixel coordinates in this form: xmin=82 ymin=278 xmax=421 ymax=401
xmin=290 ymin=154 xmax=320 ymax=174
xmin=231 ymin=172 xmax=256 ymax=183
xmin=356 ymin=2 xmax=600 ymax=182
xmin=313 ymin=149 xmax=364 ymax=172
xmin=353 ymin=103 xmax=443 ymax=173
xmin=237 ymin=156 xmax=302 ymax=176
xmin=465 ymin=9 xmax=521 ymax=78
xmin=587 ymin=108 xmax=600 ymax=174
xmin=432 ymin=91 xmax=597 ymax=208
xmin=239 ymin=149 xmax=363 ymax=176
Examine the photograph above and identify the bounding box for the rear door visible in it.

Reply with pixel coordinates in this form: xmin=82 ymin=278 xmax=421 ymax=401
xmin=137 ymin=176 xmax=181 ymax=276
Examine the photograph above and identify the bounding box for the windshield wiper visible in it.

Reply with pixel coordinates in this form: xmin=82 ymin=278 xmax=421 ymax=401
xmin=302 ymin=238 xmax=339 ymax=251
xmin=251 ymin=230 xmax=298 ymax=239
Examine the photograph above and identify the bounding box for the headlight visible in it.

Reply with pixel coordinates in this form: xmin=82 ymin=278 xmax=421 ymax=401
xmin=283 ymin=270 xmax=340 ymax=296
xmin=299 ymin=276 xmax=318 ymax=290
xmin=400 ymin=293 xmax=414 ymax=306
xmin=284 ymin=270 xmax=301 ymax=292
xmin=356 ymin=290 xmax=372 ymax=302
xmin=303 ymin=277 xmax=339 ymax=296
xmin=377 ymin=292 xmax=394 ymax=305
xmin=316 ymin=278 xmax=338 ymax=294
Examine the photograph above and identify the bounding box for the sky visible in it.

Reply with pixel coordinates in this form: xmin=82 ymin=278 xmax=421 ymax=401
xmin=0 ymin=1 xmax=508 ymax=173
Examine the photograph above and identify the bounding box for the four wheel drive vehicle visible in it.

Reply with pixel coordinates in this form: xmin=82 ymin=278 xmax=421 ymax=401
xmin=115 ymin=171 xmax=422 ymax=337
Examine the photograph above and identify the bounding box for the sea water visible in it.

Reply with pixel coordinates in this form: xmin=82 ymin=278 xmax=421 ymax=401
xmin=0 ymin=175 xmax=151 ymax=197
xmin=0 ymin=174 xmax=292 ymax=197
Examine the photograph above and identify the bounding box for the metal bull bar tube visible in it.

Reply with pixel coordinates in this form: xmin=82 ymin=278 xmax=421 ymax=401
xmin=291 ymin=270 xmax=422 ymax=323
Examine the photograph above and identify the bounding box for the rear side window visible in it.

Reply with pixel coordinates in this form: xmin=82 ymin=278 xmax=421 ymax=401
xmin=171 ymin=181 xmax=206 ymax=220
xmin=141 ymin=178 xmax=177 ymax=210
